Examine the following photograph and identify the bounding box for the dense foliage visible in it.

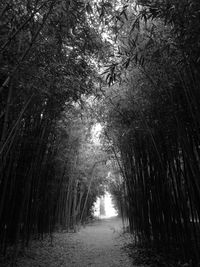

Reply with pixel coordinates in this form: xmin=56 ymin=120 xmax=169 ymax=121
xmin=100 ymin=0 xmax=200 ymax=265
xmin=0 ymin=0 xmax=108 ymax=260
xmin=1 ymin=0 xmax=200 ymax=266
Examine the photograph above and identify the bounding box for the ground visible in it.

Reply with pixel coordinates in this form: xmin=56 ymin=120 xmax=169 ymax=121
xmin=1 ymin=217 xmax=184 ymax=267
xmin=6 ymin=217 xmax=134 ymax=267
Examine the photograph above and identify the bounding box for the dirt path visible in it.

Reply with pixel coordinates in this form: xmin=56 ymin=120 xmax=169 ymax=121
xmin=67 ymin=217 xmax=133 ymax=267
xmin=13 ymin=217 xmax=134 ymax=267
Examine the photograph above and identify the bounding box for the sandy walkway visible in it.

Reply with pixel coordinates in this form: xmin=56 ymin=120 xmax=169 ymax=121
xmin=12 ymin=217 xmax=133 ymax=267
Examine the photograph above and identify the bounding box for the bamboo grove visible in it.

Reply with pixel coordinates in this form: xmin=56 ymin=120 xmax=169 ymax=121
xmin=100 ymin=0 xmax=200 ymax=264
xmin=1 ymin=0 xmax=200 ymax=265
xmin=0 ymin=0 xmax=110 ymax=257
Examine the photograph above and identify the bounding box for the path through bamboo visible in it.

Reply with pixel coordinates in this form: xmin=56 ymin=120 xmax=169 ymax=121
xmin=8 ymin=217 xmax=134 ymax=267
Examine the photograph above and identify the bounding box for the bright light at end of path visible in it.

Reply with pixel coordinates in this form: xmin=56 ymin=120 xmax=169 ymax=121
xmin=93 ymin=192 xmax=118 ymax=218
xmin=91 ymin=123 xmax=102 ymax=145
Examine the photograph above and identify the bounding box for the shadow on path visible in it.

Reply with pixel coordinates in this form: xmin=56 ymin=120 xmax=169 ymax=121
xmin=5 ymin=217 xmax=134 ymax=267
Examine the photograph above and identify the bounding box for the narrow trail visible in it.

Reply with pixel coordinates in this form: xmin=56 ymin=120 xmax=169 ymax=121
xmin=67 ymin=217 xmax=133 ymax=267
xmin=14 ymin=217 xmax=134 ymax=267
